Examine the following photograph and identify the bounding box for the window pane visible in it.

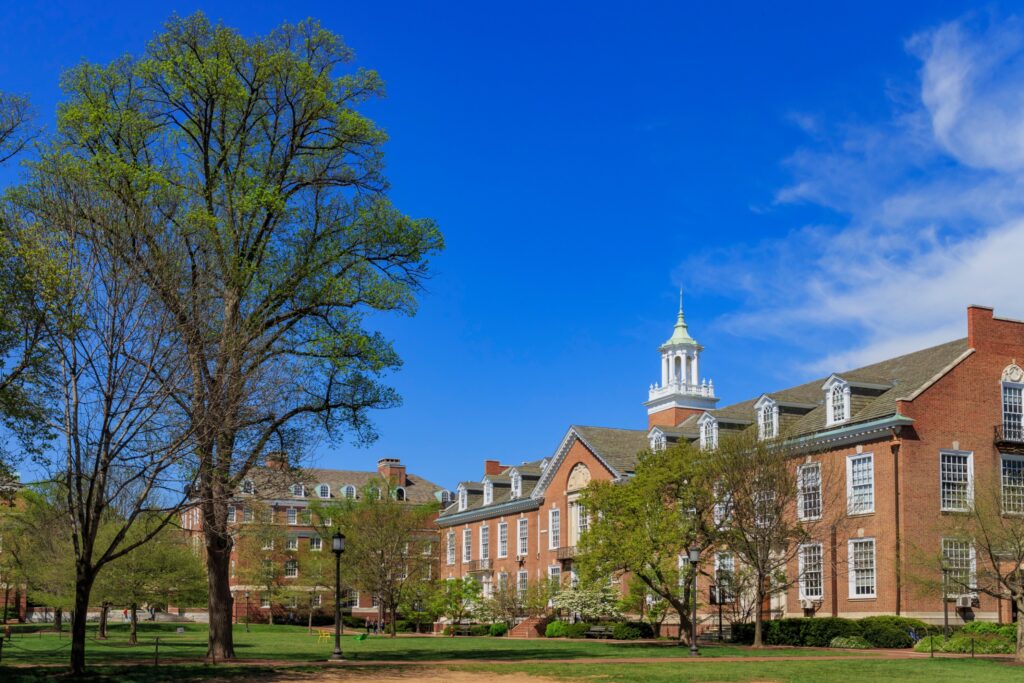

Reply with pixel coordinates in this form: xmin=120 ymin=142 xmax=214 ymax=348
xmin=940 ymin=453 xmax=970 ymax=511
xmin=850 ymin=539 xmax=875 ymax=596
xmin=1002 ymin=456 xmax=1024 ymax=513
xmin=800 ymin=544 xmax=823 ymax=599
xmin=941 ymin=539 xmax=974 ymax=596
xmin=799 ymin=464 xmax=822 ymax=519
xmin=1004 ymin=385 xmax=1023 ymax=440
xmin=849 ymin=455 xmax=874 ymax=514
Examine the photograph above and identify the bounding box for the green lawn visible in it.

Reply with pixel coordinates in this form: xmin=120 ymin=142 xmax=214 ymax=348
xmin=1 ymin=623 xmax=1020 ymax=682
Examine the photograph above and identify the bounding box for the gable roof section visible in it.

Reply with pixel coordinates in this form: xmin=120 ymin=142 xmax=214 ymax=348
xmin=684 ymin=338 xmax=970 ymax=440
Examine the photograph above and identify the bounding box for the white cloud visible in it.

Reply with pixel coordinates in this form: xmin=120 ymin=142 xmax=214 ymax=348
xmin=682 ymin=14 xmax=1024 ymax=375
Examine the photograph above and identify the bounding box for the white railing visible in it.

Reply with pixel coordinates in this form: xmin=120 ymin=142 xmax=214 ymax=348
xmin=648 ymin=379 xmax=716 ymax=401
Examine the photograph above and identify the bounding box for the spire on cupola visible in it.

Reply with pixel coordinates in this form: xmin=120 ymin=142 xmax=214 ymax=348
xmin=644 ymin=290 xmax=718 ymax=429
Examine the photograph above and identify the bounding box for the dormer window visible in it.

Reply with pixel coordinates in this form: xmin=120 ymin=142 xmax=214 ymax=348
xmin=318 ymin=484 xmax=331 ymax=499
xmin=291 ymin=483 xmax=306 ymax=498
xmin=510 ymin=471 xmax=522 ymax=499
xmin=395 ymin=487 xmax=406 ymax=501
xmin=343 ymin=485 xmax=356 ymax=499
xmin=240 ymin=479 xmax=254 ymax=495
xmin=698 ymin=414 xmax=718 ymax=450
xmin=457 ymin=485 xmax=468 ymax=511
xmin=823 ymin=376 xmax=852 ymax=426
xmin=649 ymin=430 xmax=667 ymax=452
xmin=483 ymin=481 xmax=493 ymax=505
xmin=755 ymin=397 xmax=778 ymax=440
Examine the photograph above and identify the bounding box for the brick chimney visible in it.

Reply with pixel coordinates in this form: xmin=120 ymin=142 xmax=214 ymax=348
xmin=967 ymin=304 xmax=994 ymax=350
xmin=484 ymin=459 xmax=505 ymax=476
xmin=377 ymin=458 xmax=406 ymax=486
xmin=266 ymin=451 xmax=289 ymax=471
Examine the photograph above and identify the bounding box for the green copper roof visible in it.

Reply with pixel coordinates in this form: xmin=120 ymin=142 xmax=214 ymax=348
xmin=662 ymin=292 xmax=698 ymax=347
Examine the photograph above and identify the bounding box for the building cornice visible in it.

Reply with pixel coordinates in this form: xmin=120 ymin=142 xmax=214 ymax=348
xmin=787 ymin=414 xmax=914 ymax=452
xmin=436 ymin=496 xmax=540 ymax=527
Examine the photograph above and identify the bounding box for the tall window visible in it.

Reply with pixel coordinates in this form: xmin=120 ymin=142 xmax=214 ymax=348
xmin=243 ymin=507 xmax=254 ymax=523
xmin=714 ymin=553 xmax=735 ymax=603
xmin=847 ymin=454 xmax=875 ymax=514
xmin=754 ymin=489 xmax=776 ymax=529
xmin=713 ymin=486 xmax=731 ymax=526
xmin=227 ymin=505 xmax=236 ymax=523
xmin=700 ymin=417 xmax=718 ymax=450
xmin=318 ymin=484 xmax=331 ymax=498
xmin=287 ymin=508 xmax=298 ymax=525
xmin=291 ymin=484 xmax=305 ymax=498
xmin=284 ymin=559 xmax=298 ymax=578
xmin=286 ymin=537 xmax=298 ymax=551
xmin=1004 ymin=383 xmax=1024 ymax=440
xmin=483 ymin=481 xmax=493 ymax=505
xmin=517 ymin=570 xmax=528 ymax=595
xmin=830 ymin=384 xmax=846 ymax=424
xmin=480 ymin=525 xmax=490 ymax=560
xmin=498 ymin=572 xmax=508 ymax=591
xmin=1002 ymin=454 xmax=1024 ymax=513
xmin=511 ymin=472 xmax=522 ymax=499
xmin=458 ymin=487 xmax=468 ymax=511
xmin=462 ymin=529 xmax=472 ymax=563
xmin=798 ymin=463 xmax=822 ymax=520
xmin=517 ymin=518 xmax=528 ymax=556
xmin=548 ymin=565 xmax=561 ymax=588
xmin=577 ymin=504 xmax=589 ymax=537
xmin=446 ymin=531 xmax=455 ymax=565
xmin=940 ymin=451 xmax=972 ymax=511
xmin=549 ymin=508 xmax=561 ymax=549
xmin=498 ymin=522 xmax=508 ymax=558
xmin=799 ymin=543 xmax=824 ymax=600
xmin=848 ymin=538 xmax=876 ymax=598
xmin=942 ymin=538 xmax=975 ymax=596
xmin=758 ymin=402 xmax=777 ymax=439
xmin=310 ymin=536 xmax=322 ymax=551
xmin=344 ymin=485 xmax=356 ymax=499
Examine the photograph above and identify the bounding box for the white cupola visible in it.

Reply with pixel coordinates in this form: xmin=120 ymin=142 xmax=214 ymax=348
xmin=644 ymin=291 xmax=718 ymax=419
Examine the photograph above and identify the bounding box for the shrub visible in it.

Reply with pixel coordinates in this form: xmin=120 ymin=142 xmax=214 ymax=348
xmin=860 ymin=621 xmax=912 ymax=648
xmin=961 ymin=621 xmax=1016 ymax=640
xmin=859 ymin=615 xmax=934 ymax=639
xmin=730 ymin=621 xmax=755 ymax=644
xmin=830 ymin=635 xmax=872 ymax=649
xmin=489 ymin=622 xmax=508 ymax=637
xmin=765 ymin=618 xmax=805 ymax=646
xmin=914 ymin=632 xmax=1015 ymax=655
xmin=545 ymin=620 xmax=569 ymax=638
xmin=565 ymin=622 xmax=590 ymax=638
xmin=913 ymin=635 xmax=945 ymax=653
xmin=612 ymin=623 xmax=643 ymax=640
xmin=469 ymin=624 xmax=491 ymax=636
xmin=801 ymin=617 xmax=861 ymax=647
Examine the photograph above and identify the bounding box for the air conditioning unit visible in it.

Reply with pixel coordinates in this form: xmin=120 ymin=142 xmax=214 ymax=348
xmin=956 ymin=595 xmax=973 ymax=609
xmin=800 ymin=599 xmax=816 ymax=610
xmin=516 ymin=554 xmax=527 ymax=563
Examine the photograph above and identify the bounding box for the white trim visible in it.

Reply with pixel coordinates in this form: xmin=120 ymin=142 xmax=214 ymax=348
xmin=517 ymin=518 xmax=529 ymax=557
xmin=498 ymin=522 xmax=509 ymax=558
xmin=1000 ymin=453 xmax=1024 ymax=514
xmin=698 ymin=412 xmax=718 ymax=450
xmin=823 ymin=376 xmax=852 ymax=427
xmin=847 ymin=537 xmax=876 ymax=599
xmin=939 ymin=450 xmax=974 ymax=512
xmin=846 ymin=452 xmax=875 ymax=515
xmin=462 ymin=528 xmax=472 ymax=563
xmin=797 ymin=462 xmax=822 ymax=521
xmin=754 ymin=395 xmax=779 ymax=440
xmin=483 ymin=481 xmax=493 ymax=505
xmin=317 ymin=483 xmax=331 ymax=499
xmin=798 ymin=542 xmax=824 ymax=600
xmin=480 ymin=524 xmax=490 ymax=561
xmin=446 ymin=531 xmax=456 ymax=565
xmin=548 ymin=508 xmax=561 ymax=550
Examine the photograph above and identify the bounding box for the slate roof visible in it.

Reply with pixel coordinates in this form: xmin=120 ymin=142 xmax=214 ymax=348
xmin=240 ymin=465 xmax=447 ymax=505
xmin=439 ymin=456 xmax=552 ymax=519
xmin=572 ymin=425 xmax=650 ymax=476
xmin=676 ymin=338 xmax=971 ymax=440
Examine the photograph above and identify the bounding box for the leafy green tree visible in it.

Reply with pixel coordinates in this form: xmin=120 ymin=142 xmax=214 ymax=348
xmin=431 ymin=577 xmax=481 ymax=636
xmin=287 ymin=537 xmax=333 ymax=633
xmin=398 ymin=579 xmax=443 ymax=634
xmin=41 ymin=13 xmax=443 ymax=659
xmin=618 ymin=577 xmax=672 ymax=637
xmin=552 ymin=581 xmax=621 ymax=622
xmin=578 ymin=442 xmax=715 ymax=645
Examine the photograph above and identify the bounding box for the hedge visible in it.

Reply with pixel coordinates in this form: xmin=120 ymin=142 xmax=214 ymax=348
xmin=545 ymin=620 xmax=569 ymax=638
xmin=731 ymin=616 xmax=933 ymax=648
xmin=830 ymin=635 xmax=872 ymax=649
xmin=489 ymin=622 xmax=508 ymax=637
xmin=914 ymin=632 xmax=1015 ymax=655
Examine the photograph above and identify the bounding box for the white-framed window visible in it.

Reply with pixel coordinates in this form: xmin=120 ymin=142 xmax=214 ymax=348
xmin=286 ymin=537 xmax=298 ymax=551
xmin=480 ymin=525 xmax=490 ymax=560
xmin=576 ymin=503 xmax=589 ymax=537
xmin=846 ymin=453 xmax=874 ymax=515
xmin=1003 ymin=383 xmax=1024 ymax=440
xmin=757 ymin=398 xmax=778 ymax=439
xmin=227 ymin=505 xmax=236 ymax=523
xmin=457 ymin=486 xmax=468 ymax=511
xmin=284 ymin=559 xmax=298 ymax=578
xmin=462 ymin=528 xmax=472 ymax=563
xmin=699 ymin=415 xmax=718 ymax=450
xmin=797 ymin=463 xmax=822 ymax=520
xmin=310 ymin=536 xmax=322 ymax=551
xmin=395 ymin=487 xmax=406 ymax=501
xmin=321 ymin=516 xmax=332 ymax=527
xmin=848 ymin=538 xmax=876 ymax=598
xmin=497 ymin=572 xmax=509 ymax=591
xmin=262 ymin=538 xmax=274 ymax=551
xmin=799 ymin=543 xmax=824 ymax=600
xmin=287 ymin=508 xmax=298 ymax=525
xmin=649 ymin=430 xmax=667 ymax=452
xmin=549 ymin=508 xmax=561 ymax=549
xmin=318 ymin=484 xmax=331 ymax=499
xmin=517 ymin=570 xmax=528 ymax=595
xmin=287 ymin=595 xmax=299 ymax=609
xmin=714 ymin=552 xmax=735 ymax=603
xmin=299 ymin=508 xmax=312 ymax=525
xmin=343 ymin=485 xmax=356 ymax=499
xmin=754 ymin=489 xmax=775 ymax=529
xmin=260 ymin=596 xmax=271 ymax=609
xmin=713 ymin=486 xmax=731 ymax=527
xmin=243 ymin=507 xmax=254 ymax=523
xmin=940 ymin=451 xmax=973 ymax=512
xmin=517 ymin=518 xmax=528 ymax=557
xmin=548 ymin=565 xmax=562 ymax=590
xmin=483 ymin=481 xmax=493 ymax=505
xmin=312 ymin=593 xmax=322 ymax=607
xmin=291 ymin=484 xmax=305 ymax=498
xmin=825 ymin=378 xmax=852 ymax=426
xmin=446 ymin=531 xmax=456 ymax=565
xmin=498 ymin=522 xmax=508 ymax=558
xmin=510 ymin=471 xmax=522 ymax=499
xmin=941 ymin=538 xmax=976 ymax=596
xmin=1002 ymin=454 xmax=1024 ymax=514
xmin=241 ymin=479 xmax=255 ymax=495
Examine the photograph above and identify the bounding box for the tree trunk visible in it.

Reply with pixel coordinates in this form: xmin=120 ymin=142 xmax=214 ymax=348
xmin=1017 ymin=600 xmax=1024 ymax=662
xmin=55 ymin=607 xmax=63 ymax=633
xmin=70 ymin=569 xmax=96 ymax=676
xmin=752 ymin=585 xmax=766 ymax=648
xmin=308 ymin=602 xmax=313 ymax=634
xmin=129 ymin=603 xmax=138 ymax=645
xmin=390 ymin=605 xmax=398 ymax=637
xmin=2 ymin=583 xmax=10 ymax=624
xmin=98 ymin=603 xmax=109 ymax=639
xmin=204 ymin=524 xmax=236 ymax=659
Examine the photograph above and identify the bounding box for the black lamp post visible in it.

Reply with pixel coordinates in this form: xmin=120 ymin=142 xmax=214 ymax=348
xmin=331 ymin=531 xmax=346 ymax=661
xmin=244 ymin=591 xmax=250 ymax=633
xmin=941 ymin=562 xmax=950 ymax=638
xmin=688 ymin=546 xmax=701 ymax=657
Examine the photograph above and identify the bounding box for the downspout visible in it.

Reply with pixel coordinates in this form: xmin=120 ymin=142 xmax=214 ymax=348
xmin=830 ymin=526 xmax=838 ymax=617
xmin=890 ymin=428 xmax=903 ymax=616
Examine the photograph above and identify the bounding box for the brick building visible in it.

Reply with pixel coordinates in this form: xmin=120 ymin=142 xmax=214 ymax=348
xmin=182 ymin=457 xmax=447 ymax=624
xmin=441 ymin=302 xmax=1024 ymax=630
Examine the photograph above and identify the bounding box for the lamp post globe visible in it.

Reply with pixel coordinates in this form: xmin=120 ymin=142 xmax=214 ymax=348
xmin=330 ymin=531 xmax=346 ymax=661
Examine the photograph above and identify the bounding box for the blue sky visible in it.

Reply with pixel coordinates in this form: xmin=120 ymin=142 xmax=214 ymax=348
xmin=4 ymin=1 xmax=1022 ymax=490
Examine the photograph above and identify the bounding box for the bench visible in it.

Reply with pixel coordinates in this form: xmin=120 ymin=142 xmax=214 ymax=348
xmin=449 ymin=625 xmax=474 ymax=636
xmin=585 ymin=626 xmax=614 ymax=639
xmin=316 ymin=628 xmax=332 ymax=644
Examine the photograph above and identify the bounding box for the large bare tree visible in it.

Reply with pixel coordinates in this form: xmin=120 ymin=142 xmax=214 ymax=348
xmin=41 ymin=12 xmax=442 ymax=658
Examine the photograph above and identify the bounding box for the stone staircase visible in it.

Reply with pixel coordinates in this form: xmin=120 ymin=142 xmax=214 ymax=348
xmin=506 ymin=615 xmax=551 ymax=639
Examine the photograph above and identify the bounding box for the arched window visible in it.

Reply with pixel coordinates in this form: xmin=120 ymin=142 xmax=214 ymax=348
xmin=757 ymin=399 xmax=777 ymax=440
xmin=291 ymin=483 xmax=306 ymax=498
xmin=440 ymin=490 xmax=452 ymax=505
xmin=649 ymin=431 xmax=666 ymax=452
xmin=241 ymin=479 xmax=254 ymax=495
xmin=458 ymin=486 xmax=468 ymax=511
xmin=318 ymin=484 xmax=331 ymax=499
xmin=395 ymin=487 xmax=406 ymax=501
xmin=824 ymin=377 xmax=851 ymax=426
xmin=830 ymin=384 xmax=846 ymax=424
xmin=343 ymin=485 xmax=356 ymax=499
xmin=510 ymin=471 xmax=522 ymax=499
xmin=700 ymin=417 xmax=718 ymax=450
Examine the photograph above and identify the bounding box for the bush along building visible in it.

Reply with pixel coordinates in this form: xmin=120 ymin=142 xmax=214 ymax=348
xmin=182 ymin=457 xmax=447 ymax=625
xmin=441 ymin=302 xmax=1024 ymax=634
